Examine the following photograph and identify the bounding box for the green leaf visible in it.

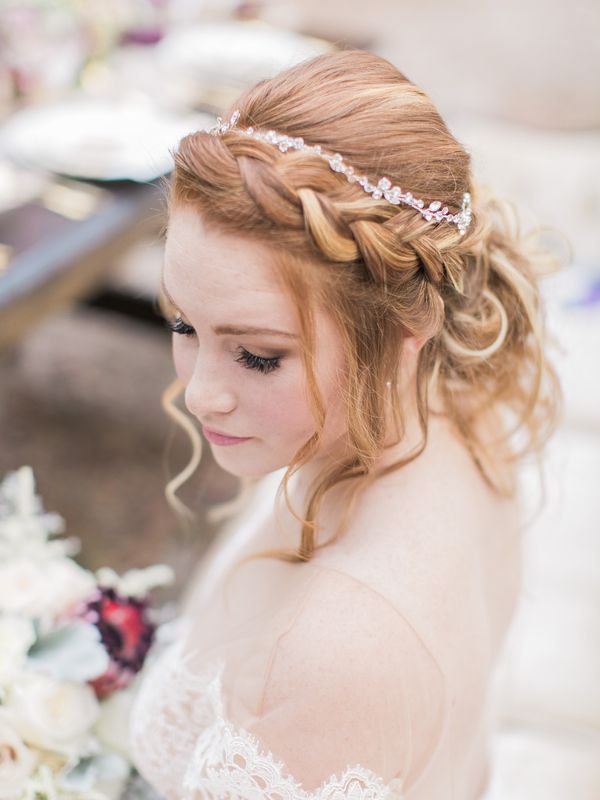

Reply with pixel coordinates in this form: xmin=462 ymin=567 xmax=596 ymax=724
xmin=26 ymin=620 xmax=109 ymax=682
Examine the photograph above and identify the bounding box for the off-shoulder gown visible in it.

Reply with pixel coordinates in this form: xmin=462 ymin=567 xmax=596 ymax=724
xmin=129 ymin=447 xmax=520 ymax=800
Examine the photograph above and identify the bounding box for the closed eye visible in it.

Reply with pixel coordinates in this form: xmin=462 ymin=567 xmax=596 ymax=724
xmin=164 ymin=316 xmax=195 ymax=337
xmin=164 ymin=317 xmax=281 ymax=375
xmin=234 ymin=347 xmax=281 ymax=374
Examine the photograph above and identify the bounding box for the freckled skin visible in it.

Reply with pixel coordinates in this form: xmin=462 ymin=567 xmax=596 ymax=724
xmin=164 ymin=206 xmax=353 ymax=480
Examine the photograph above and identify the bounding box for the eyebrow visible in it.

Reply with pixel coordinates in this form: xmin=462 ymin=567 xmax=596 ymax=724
xmin=160 ymin=279 xmax=299 ymax=339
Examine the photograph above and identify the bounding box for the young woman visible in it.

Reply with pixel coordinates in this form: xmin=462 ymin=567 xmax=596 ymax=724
xmin=128 ymin=49 xmax=562 ymax=800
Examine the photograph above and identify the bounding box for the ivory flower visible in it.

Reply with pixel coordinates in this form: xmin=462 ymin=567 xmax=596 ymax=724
xmin=0 ymin=556 xmax=96 ymax=625
xmin=8 ymin=673 xmax=100 ymax=757
xmin=0 ymin=710 xmax=36 ymax=800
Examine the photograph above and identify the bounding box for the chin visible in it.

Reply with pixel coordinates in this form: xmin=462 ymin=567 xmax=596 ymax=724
xmin=211 ymin=448 xmax=288 ymax=481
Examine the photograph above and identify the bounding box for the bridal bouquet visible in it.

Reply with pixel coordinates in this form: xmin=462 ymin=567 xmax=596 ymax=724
xmin=0 ymin=465 xmax=175 ymax=800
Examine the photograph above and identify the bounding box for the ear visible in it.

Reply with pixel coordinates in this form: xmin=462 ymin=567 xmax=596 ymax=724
xmin=401 ymin=296 xmax=444 ymax=357
xmin=403 ymin=334 xmax=429 ymax=355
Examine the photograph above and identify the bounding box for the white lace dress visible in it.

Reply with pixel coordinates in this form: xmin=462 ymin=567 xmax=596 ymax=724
xmin=128 ymin=466 xmax=520 ymax=800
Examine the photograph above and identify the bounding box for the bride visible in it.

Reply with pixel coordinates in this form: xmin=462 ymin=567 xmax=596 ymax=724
xmin=127 ymin=49 xmax=561 ymax=800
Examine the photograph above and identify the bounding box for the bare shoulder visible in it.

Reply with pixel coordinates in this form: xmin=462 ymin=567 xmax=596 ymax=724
xmin=318 ymin=413 xmax=520 ymax=560
xmin=312 ymin=413 xmax=522 ymax=665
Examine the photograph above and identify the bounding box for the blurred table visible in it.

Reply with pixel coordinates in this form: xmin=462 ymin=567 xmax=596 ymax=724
xmin=0 ymin=177 xmax=164 ymax=352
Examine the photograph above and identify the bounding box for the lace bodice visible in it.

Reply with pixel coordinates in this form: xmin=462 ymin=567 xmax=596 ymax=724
xmin=129 ymin=627 xmax=219 ymax=798
xmin=185 ymin=659 xmax=406 ymax=800
xmin=130 ymin=617 xmax=407 ymax=800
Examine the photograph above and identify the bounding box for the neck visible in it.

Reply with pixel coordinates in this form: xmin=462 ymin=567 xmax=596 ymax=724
xmin=287 ymin=365 xmax=443 ymax=518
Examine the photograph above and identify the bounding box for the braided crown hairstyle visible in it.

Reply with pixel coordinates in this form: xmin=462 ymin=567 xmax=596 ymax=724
xmin=160 ymin=49 xmax=563 ymax=564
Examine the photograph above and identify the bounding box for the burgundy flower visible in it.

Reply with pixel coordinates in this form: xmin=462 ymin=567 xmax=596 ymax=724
xmin=77 ymin=587 xmax=156 ymax=699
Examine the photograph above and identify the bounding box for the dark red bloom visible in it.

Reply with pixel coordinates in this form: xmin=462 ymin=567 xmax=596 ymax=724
xmin=77 ymin=587 xmax=156 ymax=699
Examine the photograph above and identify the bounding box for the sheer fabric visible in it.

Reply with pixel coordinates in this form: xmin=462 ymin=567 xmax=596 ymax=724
xmin=129 ymin=460 xmax=521 ymax=800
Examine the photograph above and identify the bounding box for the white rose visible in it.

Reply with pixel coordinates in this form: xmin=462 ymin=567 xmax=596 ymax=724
xmin=0 ymin=558 xmax=47 ymax=617
xmin=0 ymin=556 xmax=96 ymax=625
xmin=44 ymin=558 xmax=97 ymax=618
xmin=0 ymin=617 xmax=36 ymax=679
xmin=94 ymin=685 xmax=137 ymax=760
xmin=8 ymin=673 xmax=100 ymax=757
xmin=0 ymin=710 xmax=37 ymax=800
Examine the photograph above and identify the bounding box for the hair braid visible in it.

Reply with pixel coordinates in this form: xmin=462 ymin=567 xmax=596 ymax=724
xmin=163 ymin=49 xmax=564 ymax=570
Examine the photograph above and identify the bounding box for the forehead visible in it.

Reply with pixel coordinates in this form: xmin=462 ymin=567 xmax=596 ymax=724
xmin=164 ymin=206 xmax=287 ymax=301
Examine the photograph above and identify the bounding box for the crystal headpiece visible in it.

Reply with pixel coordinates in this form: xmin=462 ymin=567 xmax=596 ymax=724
xmin=208 ymin=109 xmax=472 ymax=236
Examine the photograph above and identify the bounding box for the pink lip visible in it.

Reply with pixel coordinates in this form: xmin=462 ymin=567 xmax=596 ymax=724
xmin=201 ymin=425 xmax=253 ymax=446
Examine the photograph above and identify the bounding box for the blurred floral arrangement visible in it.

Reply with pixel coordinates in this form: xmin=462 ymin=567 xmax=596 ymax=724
xmin=0 ymin=465 xmax=175 ymax=800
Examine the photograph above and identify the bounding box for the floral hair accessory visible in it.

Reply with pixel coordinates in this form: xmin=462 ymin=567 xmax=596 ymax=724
xmin=209 ymin=109 xmax=473 ymax=236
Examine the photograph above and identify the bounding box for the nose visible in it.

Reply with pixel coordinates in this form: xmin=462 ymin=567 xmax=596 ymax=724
xmin=183 ymin=359 xmax=237 ymax=420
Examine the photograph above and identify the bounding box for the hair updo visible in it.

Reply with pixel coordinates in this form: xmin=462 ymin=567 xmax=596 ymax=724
xmin=159 ymin=49 xmax=563 ymax=564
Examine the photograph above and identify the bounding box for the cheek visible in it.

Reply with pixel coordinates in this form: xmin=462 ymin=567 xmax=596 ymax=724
xmin=248 ymin=370 xmax=317 ymax=441
xmin=266 ymin=388 xmax=311 ymax=430
xmin=272 ymin=369 xmax=343 ymax=443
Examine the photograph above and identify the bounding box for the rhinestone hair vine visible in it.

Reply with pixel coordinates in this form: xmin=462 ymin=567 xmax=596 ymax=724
xmin=208 ymin=109 xmax=472 ymax=236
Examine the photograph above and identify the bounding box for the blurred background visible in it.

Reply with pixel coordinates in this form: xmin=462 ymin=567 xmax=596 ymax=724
xmin=0 ymin=2 xmax=599 ymax=797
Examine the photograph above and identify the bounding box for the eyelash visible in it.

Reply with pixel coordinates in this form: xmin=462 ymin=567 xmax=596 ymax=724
xmin=164 ymin=317 xmax=281 ymax=375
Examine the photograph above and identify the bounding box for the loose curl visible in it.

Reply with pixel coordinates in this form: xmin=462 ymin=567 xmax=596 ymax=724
xmin=158 ymin=49 xmax=565 ymax=573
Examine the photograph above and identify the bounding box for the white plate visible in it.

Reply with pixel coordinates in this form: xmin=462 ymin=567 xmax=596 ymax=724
xmin=158 ymin=21 xmax=332 ymax=86
xmin=0 ymin=99 xmax=215 ymax=182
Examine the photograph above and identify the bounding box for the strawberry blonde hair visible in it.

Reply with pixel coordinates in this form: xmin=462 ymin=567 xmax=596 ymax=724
xmin=158 ymin=49 xmax=564 ymax=565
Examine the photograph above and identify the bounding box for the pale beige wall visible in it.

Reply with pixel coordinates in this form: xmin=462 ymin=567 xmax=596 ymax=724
xmin=260 ymin=0 xmax=600 ymax=129
xmin=259 ymin=0 xmax=600 ymax=266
